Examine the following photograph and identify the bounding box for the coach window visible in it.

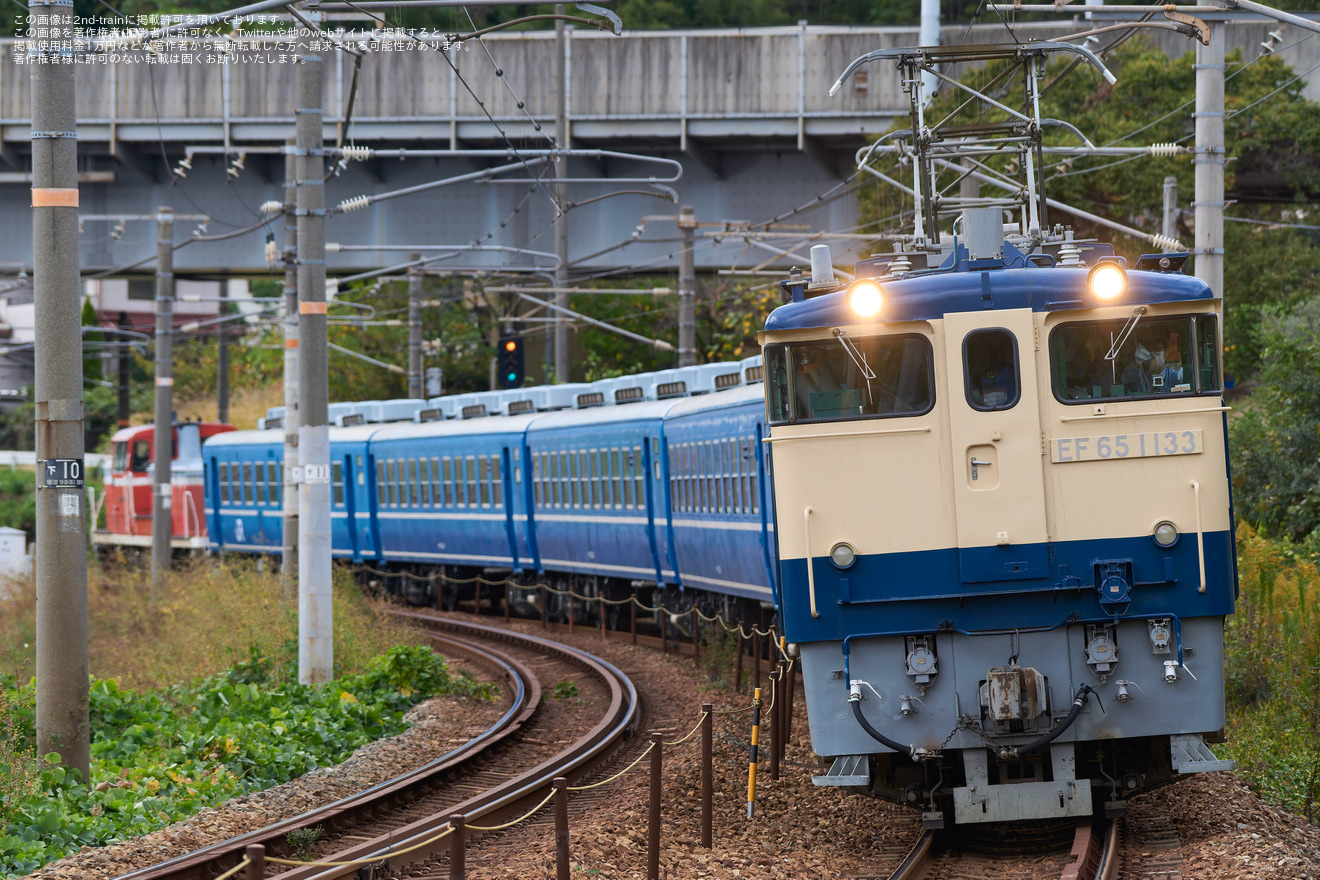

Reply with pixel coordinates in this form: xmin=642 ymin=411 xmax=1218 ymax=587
xmin=219 ymin=462 xmax=231 ymax=505
xmin=1051 ymin=314 xmax=1221 ymax=403
xmin=479 ymin=456 xmax=492 ymax=507
xmin=493 ymin=458 xmax=504 ymax=506
xmin=419 ymin=459 xmax=431 ymax=506
xmin=332 ymin=461 xmax=344 ymax=507
xmin=267 ymin=462 xmax=280 ymax=506
xmin=765 ymin=333 xmax=935 ymax=425
xmin=430 ymin=457 xmax=441 ymax=505
xmin=964 ymin=329 xmax=1020 ymax=411
xmin=376 ymin=460 xmax=386 ymax=506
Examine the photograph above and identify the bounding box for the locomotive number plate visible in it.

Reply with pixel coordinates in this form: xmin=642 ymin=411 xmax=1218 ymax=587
xmin=1051 ymin=429 xmax=1203 ymax=463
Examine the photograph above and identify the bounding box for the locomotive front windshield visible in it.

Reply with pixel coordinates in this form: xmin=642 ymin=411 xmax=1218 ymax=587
xmin=1052 ymin=314 xmax=1221 ymax=402
xmin=765 ymin=334 xmax=934 ymax=424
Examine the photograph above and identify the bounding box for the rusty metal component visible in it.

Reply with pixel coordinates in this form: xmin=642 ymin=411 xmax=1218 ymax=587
xmin=985 ymin=665 xmax=1049 ymax=721
xmin=1163 ymin=5 xmax=1211 ymax=45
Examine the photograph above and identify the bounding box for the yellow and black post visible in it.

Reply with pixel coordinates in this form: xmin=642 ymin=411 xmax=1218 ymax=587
xmin=747 ymin=687 xmax=762 ymax=818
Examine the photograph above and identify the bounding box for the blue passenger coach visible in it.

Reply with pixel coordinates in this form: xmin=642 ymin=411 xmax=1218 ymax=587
xmin=203 ymin=358 xmax=779 ymax=623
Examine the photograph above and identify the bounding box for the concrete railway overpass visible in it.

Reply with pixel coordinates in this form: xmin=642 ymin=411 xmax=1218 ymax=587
xmin=0 ymin=18 xmax=1315 ymax=282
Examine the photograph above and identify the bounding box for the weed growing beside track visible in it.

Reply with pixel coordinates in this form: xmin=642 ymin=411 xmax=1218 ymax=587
xmin=1220 ymin=524 xmax=1320 ymax=823
xmin=0 ymin=561 xmax=498 ymax=878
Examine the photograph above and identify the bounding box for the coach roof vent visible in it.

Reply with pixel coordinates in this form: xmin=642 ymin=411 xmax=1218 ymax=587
xmin=330 ymin=401 xmax=371 ymax=427
xmin=576 ymin=391 xmax=606 ymax=408
xmin=461 ymin=404 xmax=488 ymax=419
xmin=603 ymin=373 xmax=656 ymax=404
xmin=685 ymin=363 xmax=743 ymax=394
xmin=258 ymin=416 xmax=282 ymax=430
xmin=367 ymin=398 xmax=426 ymax=423
xmin=532 ymin=382 xmax=595 ymax=411
xmin=740 ymin=354 xmax=764 ymax=385
xmin=416 ymin=408 xmax=446 ymax=423
xmin=423 ymin=396 xmax=460 ymax=420
xmin=500 ymin=390 xmax=538 ymax=416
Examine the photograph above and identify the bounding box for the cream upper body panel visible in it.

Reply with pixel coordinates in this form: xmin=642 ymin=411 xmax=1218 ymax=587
xmin=1036 ymin=303 xmax=1231 ymax=543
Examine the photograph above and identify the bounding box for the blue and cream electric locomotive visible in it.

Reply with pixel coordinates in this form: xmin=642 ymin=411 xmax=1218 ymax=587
xmin=769 ymin=41 xmax=1236 ymax=826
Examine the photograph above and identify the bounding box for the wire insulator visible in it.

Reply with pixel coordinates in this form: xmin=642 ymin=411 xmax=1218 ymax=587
xmin=339 ymin=195 xmax=372 ymax=213
xmin=180 ymin=321 xmax=200 ymax=333
xmin=264 ymin=239 xmax=277 ymax=266
xmin=1149 ymin=233 xmax=1184 ymax=252
xmin=1148 ymin=143 xmax=1181 ymax=158
xmin=326 ymin=278 xmax=339 ymax=299
xmin=340 ymin=145 xmax=373 ymax=161
xmin=259 ymin=200 xmax=284 ymax=216
xmin=325 ymin=242 xmax=341 ymax=254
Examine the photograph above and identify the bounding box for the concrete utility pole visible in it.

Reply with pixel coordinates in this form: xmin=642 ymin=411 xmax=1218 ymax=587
xmin=151 ymin=207 xmax=175 ymax=599
xmin=1163 ymin=176 xmax=1179 ymax=242
xmin=408 ymin=252 xmax=423 ymax=398
xmin=1194 ymin=24 xmax=1225 ymax=297
xmin=282 ymin=138 xmax=299 ymax=601
xmin=117 ymin=310 xmax=131 ymax=428
xmin=296 ymin=6 xmax=333 ymax=684
xmin=32 ymin=0 xmax=90 ymax=783
xmin=217 ymin=279 xmax=229 ymax=424
xmin=553 ymin=4 xmax=570 ymax=383
xmin=677 ymin=206 xmax=697 ymax=366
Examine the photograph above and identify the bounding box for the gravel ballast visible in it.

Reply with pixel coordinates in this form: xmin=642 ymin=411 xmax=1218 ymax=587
xmin=20 ymin=611 xmax=1320 ymax=880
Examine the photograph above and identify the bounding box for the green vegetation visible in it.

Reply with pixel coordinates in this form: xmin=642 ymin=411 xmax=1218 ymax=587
xmin=1220 ymin=527 xmax=1320 ymax=822
xmin=0 ymin=645 xmax=495 ymax=876
xmin=0 ymin=561 xmax=497 ymax=877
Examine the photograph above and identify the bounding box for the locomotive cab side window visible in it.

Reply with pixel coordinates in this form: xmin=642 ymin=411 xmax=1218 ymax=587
xmin=764 ymin=334 xmax=934 ymax=425
xmin=1052 ymin=314 xmax=1221 ymax=403
xmin=964 ymin=329 xmax=1020 ymax=410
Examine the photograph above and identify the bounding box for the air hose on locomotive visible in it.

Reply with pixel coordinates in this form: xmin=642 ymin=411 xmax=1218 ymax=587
xmin=848 ymin=682 xmax=937 ymax=759
xmin=848 ymin=682 xmax=1094 ymax=761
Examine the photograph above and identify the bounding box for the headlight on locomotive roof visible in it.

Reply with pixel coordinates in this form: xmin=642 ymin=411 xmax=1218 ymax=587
xmin=1152 ymin=521 xmax=1180 ymax=548
xmin=829 ymin=541 xmax=857 ymax=569
xmin=1087 ymin=261 xmax=1127 ymax=302
xmin=846 ymin=279 xmax=885 ymax=319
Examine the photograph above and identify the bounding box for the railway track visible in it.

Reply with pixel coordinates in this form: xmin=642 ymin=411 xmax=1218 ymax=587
xmin=112 ymin=615 xmax=638 ymax=880
xmin=881 ymin=818 xmax=1121 ymax=880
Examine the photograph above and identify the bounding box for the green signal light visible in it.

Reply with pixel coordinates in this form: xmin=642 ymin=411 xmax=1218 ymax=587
xmin=507 ymin=372 xmax=518 ymax=381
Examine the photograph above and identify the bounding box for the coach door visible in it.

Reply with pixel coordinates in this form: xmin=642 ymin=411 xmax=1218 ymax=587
xmin=943 ymin=309 xmax=1051 ymax=586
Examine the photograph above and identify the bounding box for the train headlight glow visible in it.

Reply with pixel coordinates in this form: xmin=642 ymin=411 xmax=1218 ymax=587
xmin=829 ymin=542 xmax=857 ymax=569
xmin=1087 ymin=262 xmax=1127 ymax=301
xmin=1152 ymin=521 xmax=1180 ymax=547
xmin=846 ymin=280 xmax=885 ymax=319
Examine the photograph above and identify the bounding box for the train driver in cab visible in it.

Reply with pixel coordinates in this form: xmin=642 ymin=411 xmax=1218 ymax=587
xmin=1122 ymin=337 xmax=1186 ymax=394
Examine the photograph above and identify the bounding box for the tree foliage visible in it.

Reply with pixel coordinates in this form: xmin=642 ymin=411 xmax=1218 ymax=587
xmin=1230 ymin=297 xmax=1320 ymax=542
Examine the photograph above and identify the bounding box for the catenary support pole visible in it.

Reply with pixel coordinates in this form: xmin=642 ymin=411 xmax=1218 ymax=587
xmin=677 ymin=206 xmax=696 ymax=366
xmin=217 ymin=277 xmax=229 ymax=424
xmin=920 ymin=0 xmax=940 ymax=100
xmin=1163 ymin=176 xmax=1178 ymax=242
xmin=1194 ymin=25 xmax=1224 ymax=297
xmin=117 ymin=311 xmax=131 ymax=428
xmin=282 ymin=137 xmax=299 ymax=601
xmin=151 ymin=206 xmax=175 ymax=599
xmin=553 ymin=4 xmax=570 ymax=383
xmin=297 ymin=6 xmax=333 ymax=684
xmin=408 ymin=251 xmax=423 ymax=398
xmin=32 ymin=0 xmax=90 ymax=784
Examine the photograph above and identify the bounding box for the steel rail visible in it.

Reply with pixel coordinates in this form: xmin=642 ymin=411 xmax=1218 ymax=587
xmin=274 ymin=613 xmax=639 ymax=879
xmin=111 ymin=631 xmax=530 ymax=880
xmin=885 ymin=829 xmax=936 ymax=880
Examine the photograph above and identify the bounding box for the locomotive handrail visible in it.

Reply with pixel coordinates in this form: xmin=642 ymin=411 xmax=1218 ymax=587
xmin=1057 ymin=405 xmax=1230 ymax=422
xmin=1190 ymin=479 xmax=1206 ymax=593
xmin=763 ymin=425 xmax=932 ymax=443
xmin=803 ymin=506 xmax=820 ymax=619
xmin=183 ymin=489 xmax=200 ymax=539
